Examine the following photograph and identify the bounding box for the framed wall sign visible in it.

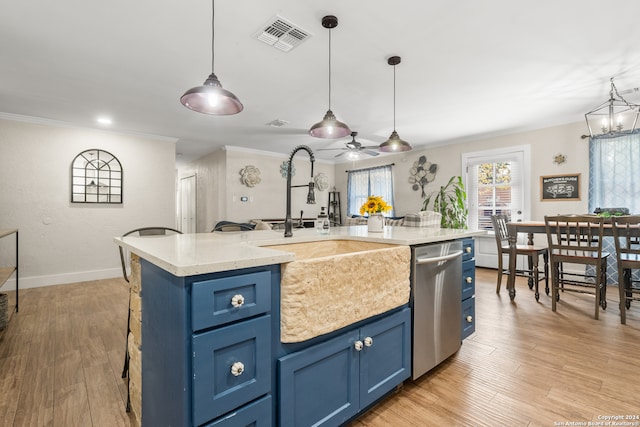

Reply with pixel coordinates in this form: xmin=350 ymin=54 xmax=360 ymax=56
xmin=540 ymin=173 xmax=580 ymax=201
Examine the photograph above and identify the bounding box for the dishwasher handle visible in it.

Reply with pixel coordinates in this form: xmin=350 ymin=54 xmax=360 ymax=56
xmin=415 ymin=250 xmax=463 ymax=265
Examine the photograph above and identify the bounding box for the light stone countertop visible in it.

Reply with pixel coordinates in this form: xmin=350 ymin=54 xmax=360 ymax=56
xmin=114 ymin=225 xmax=485 ymax=277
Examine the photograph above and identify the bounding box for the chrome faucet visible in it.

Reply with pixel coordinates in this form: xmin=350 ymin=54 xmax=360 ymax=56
xmin=285 ymin=145 xmax=316 ymax=237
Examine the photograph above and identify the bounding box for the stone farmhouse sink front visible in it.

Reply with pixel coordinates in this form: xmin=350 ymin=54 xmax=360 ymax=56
xmin=263 ymin=240 xmax=411 ymax=343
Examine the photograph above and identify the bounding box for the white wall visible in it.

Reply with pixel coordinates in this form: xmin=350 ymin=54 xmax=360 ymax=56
xmin=335 ymin=120 xmax=590 ymax=222
xmin=0 ymin=116 xmax=177 ymax=289
xmin=178 ymin=146 xmax=336 ymax=232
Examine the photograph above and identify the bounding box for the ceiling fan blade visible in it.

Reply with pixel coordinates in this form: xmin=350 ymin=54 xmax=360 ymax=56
xmin=335 ymin=151 xmax=347 ymax=158
xmin=362 ymin=150 xmax=380 ymax=157
xmin=362 ymin=145 xmax=379 ymax=149
xmin=317 ymin=148 xmax=347 ymax=151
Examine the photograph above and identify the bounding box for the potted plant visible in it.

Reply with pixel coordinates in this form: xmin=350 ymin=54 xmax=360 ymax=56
xmin=422 ymin=176 xmax=468 ymax=229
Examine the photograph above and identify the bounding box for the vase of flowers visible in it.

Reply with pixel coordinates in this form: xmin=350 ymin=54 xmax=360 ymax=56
xmin=360 ymin=195 xmax=392 ymax=233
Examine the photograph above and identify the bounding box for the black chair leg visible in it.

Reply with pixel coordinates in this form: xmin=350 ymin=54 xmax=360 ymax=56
xmin=122 ymin=292 xmax=131 ymax=378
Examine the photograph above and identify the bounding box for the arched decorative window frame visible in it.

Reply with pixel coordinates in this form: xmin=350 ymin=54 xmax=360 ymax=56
xmin=70 ymin=149 xmax=123 ymax=204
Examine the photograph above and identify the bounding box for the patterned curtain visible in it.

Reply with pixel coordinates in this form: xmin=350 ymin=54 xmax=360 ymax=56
xmin=589 ymin=130 xmax=640 ymax=214
xmin=347 ymin=165 xmax=395 ymax=217
xmin=589 ymin=130 xmax=640 ymax=283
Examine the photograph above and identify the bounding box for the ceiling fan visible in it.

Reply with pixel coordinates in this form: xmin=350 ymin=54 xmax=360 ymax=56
xmin=317 ymin=132 xmax=380 ymax=158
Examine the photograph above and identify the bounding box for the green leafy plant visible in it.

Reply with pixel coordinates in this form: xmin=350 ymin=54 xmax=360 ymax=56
xmin=421 ymin=176 xmax=468 ymax=229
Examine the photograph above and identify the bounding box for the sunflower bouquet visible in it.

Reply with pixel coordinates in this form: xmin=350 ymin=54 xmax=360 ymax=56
xmin=359 ymin=195 xmax=392 ymax=216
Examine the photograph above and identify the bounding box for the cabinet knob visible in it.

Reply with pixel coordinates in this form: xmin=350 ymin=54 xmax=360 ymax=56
xmin=466 ymin=315 xmax=473 ymax=323
xmin=231 ymin=294 xmax=245 ymax=308
xmin=465 ymin=246 xmax=472 ymax=253
xmin=230 ymin=361 xmax=245 ymax=377
xmin=466 ymin=276 xmax=473 ymax=284
xmin=354 ymin=340 xmax=364 ymax=351
xmin=363 ymin=337 xmax=373 ymax=347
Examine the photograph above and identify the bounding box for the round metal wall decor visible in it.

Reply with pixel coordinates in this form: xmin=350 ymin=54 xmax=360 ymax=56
xmin=408 ymin=155 xmax=438 ymax=197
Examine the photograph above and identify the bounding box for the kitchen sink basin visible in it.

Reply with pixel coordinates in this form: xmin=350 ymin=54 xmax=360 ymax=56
xmin=263 ymin=240 xmax=410 ymax=343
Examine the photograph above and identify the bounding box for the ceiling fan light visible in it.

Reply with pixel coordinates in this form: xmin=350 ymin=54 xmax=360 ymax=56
xmin=181 ymin=73 xmax=244 ymax=115
xmin=379 ymin=130 xmax=412 ymax=152
xmin=309 ymin=109 xmax=351 ymax=138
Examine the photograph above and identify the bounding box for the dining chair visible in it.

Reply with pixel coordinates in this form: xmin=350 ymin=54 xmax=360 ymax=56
xmin=118 ymin=226 xmax=182 ymax=412
xmin=611 ymin=215 xmax=640 ymax=324
xmin=211 ymin=221 xmax=256 ymax=232
xmin=491 ymin=214 xmax=549 ymax=301
xmin=544 ymin=215 xmax=609 ymax=319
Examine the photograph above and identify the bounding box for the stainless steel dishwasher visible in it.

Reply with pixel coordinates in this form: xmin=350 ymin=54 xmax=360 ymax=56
xmin=411 ymin=240 xmax=463 ymax=379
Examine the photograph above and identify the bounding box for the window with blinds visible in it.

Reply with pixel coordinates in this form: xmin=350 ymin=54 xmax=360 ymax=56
xmin=463 ymin=147 xmax=529 ymax=231
xmin=346 ymin=165 xmax=395 ymax=217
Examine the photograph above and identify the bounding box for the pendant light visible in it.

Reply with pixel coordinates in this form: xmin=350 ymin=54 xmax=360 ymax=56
xmin=180 ymin=0 xmax=243 ymax=115
xmin=309 ymin=15 xmax=351 ymax=139
xmin=582 ymin=77 xmax=639 ymax=139
xmin=379 ymin=56 xmax=412 ymax=152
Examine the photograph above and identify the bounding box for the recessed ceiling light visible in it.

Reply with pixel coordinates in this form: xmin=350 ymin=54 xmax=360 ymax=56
xmin=266 ymin=119 xmax=289 ymax=127
xmin=96 ymin=117 xmax=113 ymax=125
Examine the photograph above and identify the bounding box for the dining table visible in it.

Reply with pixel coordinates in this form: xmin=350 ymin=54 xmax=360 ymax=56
xmin=504 ymin=220 xmax=631 ymax=301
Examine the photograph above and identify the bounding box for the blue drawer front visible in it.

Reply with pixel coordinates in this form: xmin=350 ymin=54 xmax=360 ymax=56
xmin=192 ymin=271 xmax=271 ymax=331
xmin=204 ymin=395 xmax=272 ymax=427
xmin=461 ymin=296 xmax=475 ymax=339
xmin=462 ymin=238 xmax=474 ymax=262
xmin=462 ymin=259 xmax=475 ymax=301
xmin=279 ymin=331 xmax=359 ymax=427
xmin=193 ymin=315 xmax=271 ymax=426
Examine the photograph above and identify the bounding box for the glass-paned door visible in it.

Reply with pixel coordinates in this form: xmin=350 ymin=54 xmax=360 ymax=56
xmin=463 ymin=146 xmax=530 ymax=268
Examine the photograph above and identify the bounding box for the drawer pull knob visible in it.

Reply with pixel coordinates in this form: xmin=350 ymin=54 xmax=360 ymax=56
xmin=231 ymin=294 xmax=245 ymax=308
xmin=466 ymin=315 xmax=473 ymax=323
xmin=354 ymin=340 xmax=364 ymax=351
xmin=466 ymin=277 xmax=473 ymax=284
xmin=465 ymin=247 xmax=472 ymax=253
xmin=231 ymin=361 xmax=245 ymax=377
xmin=364 ymin=337 xmax=373 ymax=347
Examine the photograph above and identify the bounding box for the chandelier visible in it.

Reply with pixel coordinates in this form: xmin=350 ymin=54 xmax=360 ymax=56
xmin=583 ymin=78 xmax=639 ymax=139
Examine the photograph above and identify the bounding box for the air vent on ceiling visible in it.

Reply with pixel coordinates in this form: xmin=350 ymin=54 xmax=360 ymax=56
xmin=255 ymin=15 xmax=312 ymax=52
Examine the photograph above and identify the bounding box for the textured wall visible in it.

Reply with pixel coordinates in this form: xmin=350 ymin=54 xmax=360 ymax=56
xmin=0 ymin=116 xmax=177 ymax=289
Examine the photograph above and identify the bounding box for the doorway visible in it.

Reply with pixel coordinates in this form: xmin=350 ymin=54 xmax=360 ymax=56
xmin=462 ymin=145 xmax=531 ymax=268
xmin=180 ymin=174 xmax=197 ymax=233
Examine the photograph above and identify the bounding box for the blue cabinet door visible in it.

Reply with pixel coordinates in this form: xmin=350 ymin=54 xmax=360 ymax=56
xmin=462 ymin=259 xmax=475 ymax=301
xmin=279 ymin=330 xmax=360 ymax=427
xmin=461 ymin=296 xmax=476 ymax=339
xmin=359 ymin=308 xmax=411 ymax=409
xmin=192 ymin=315 xmax=271 ymax=426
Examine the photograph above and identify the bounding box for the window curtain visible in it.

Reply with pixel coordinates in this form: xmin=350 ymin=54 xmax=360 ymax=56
xmin=589 ymin=130 xmax=640 ymax=214
xmin=347 ymin=165 xmax=395 ymax=217
xmin=589 ymin=130 xmax=640 ymax=284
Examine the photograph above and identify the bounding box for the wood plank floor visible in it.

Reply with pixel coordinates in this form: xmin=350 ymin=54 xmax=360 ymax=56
xmin=1 ymin=268 xmax=640 ymax=426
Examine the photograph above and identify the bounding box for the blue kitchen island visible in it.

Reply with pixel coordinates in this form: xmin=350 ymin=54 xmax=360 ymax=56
xmin=115 ymin=226 xmax=483 ymax=427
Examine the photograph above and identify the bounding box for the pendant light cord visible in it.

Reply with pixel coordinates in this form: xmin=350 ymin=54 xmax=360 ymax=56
xmin=328 ymin=28 xmax=332 ymax=109
xmin=211 ymin=0 xmax=215 ymax=73
xmin=393 ymin=63 xmax=396 ymax=131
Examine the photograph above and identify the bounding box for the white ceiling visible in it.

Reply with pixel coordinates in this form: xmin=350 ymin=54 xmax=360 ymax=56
xmin=2 ymin=0 xmax=640 ymax=165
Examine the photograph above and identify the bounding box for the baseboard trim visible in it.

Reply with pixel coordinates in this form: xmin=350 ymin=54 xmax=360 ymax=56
xmin=0 ymin=268 xmax=122 ymax=291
